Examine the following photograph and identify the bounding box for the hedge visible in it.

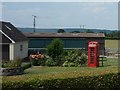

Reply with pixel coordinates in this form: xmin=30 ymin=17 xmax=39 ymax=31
xmin=2 ymin=73 xmax=120 ymax=89
xmin=22 ymin=63 xmax=32 ymax=70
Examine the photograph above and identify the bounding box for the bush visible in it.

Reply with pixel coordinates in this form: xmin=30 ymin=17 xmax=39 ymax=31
xmin=39 ymin=58 xmax=47 ymax=66
xmin=30 ymin=58 xmax=46 ymax=66
xmin=45 ymin=58 xmax=56 ymax=66
xmin=22 ymin=63 xmax=32 ymax=70
xmin=62 ymin=61 xmax=69 ymax=67
xmin=29 ymin=54 xmax=46 ymax=66
xmin=52 ymin=55 xmax=65 ymax=66
xmin=74 ymin=56 xmax=81 ymax=66
xmin=46 ymin=38 xmax=64 ymax=61
xmin=68 ymin=62 xmax=75 ymax=67
xmin=30 ymin=59 xmax=39 ymax=66
xmin=2 ymin=59 xmax=22 ymax=68
xmin=2 ymin=73 xmax=120 ymax=89
xmin=80 ymin=54 xmax=87 ymax=65
xmin=64 ymin=50 xmax=78 ymax=62
xmin=62 ymin=61 xmax=75 ymax=67
xmin=63 ymin=50 xmax=87 ymax=67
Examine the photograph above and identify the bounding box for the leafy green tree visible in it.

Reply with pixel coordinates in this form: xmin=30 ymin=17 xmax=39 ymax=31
xmin=86 ymin=29 xmax=94 ymax=33
xmin=46 ymin=38 xmax=64 ymax=61
xmin=105 ymin=31 xmax=119 ymax=39
xmin=71 ymin=31 xmax=80 ymax=33
xmin=57 ymin=29 xmax=65 ymax=33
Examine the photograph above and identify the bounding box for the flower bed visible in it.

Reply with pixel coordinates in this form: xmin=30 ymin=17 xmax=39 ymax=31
xmin=2 ymin=67 xmax=23 ymax=76
xmin=1 ymin=60 xmax=27 ymax=76
xmin=29 ymin=54 xmax=46 ymax=66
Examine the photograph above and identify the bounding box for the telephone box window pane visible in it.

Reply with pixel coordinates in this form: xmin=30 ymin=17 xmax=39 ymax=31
xmin=90 ymin=47 xmax=94 ymax=64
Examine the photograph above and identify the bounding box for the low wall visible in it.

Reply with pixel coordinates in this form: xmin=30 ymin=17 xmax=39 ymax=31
xmin=1 ymin=67 xmax=23 ymax=76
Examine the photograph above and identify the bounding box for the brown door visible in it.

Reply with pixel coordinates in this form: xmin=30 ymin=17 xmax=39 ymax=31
xmin=2 ymin=45 xmax=9 ymax=60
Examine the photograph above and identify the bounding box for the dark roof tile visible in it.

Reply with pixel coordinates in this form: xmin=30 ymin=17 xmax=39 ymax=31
xmin=0 ymin=21 xmax=28 ymax=42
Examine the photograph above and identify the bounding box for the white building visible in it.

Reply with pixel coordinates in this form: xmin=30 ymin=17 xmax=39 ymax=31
xmin=0 ymin=21 xmax=28 ymax=60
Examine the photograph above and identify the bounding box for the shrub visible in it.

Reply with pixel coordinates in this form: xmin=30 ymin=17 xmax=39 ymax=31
xmin=22 ymin=63 xmax=32 ymax=70
xmin=2 ymin=73 xmax=120 ymax=89
xmin=46 ymin=38 xmax=64 ymax=61
xmin=39 ymin=58 xmax=47 ymax=66
xmin=80 ymin=54 xmax=87 ymax=65
xmin=62 ymin=61 xmax=75 ymax=67
xmin=2 ymin=59 xmax=22 ymax=68
xmin=62 ymin=61 xmax=69 ymax=67
xmin=2 ymin=61 xmax=9 ymax=68
xmin=30 ymin=59 xmax=46 ymax=66
xmin=74 ymin=56 xmax=81 ymax=66
xmin=74 ymin=54 xmax=87 ymax=67
xmin=68 ymin=62 xmax=75 ymax=67
xmin=45 ymin=58 xmax=56 ymax=66
xmin=29 ymin=54 xmax=46 ymax=66
xmin=64 ymin=50 xmax=78 ymax=62
xmin=63 ymin=50 xmax=87 ymax=67
xmin=52 ymin=55 xmax=65 ymax=66
xmin=30 ymin=59 xmax=39 ymax=66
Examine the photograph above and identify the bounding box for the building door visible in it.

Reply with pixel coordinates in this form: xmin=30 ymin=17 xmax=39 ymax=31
xmin=2 ymin=44 xmax=9 ymax=60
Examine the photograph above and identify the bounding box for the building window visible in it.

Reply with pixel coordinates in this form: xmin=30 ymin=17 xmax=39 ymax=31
xmin=20 ymin=45 xmax=23 ymax=52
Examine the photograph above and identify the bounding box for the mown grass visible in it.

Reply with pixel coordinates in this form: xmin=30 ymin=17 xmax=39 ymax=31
xmin=2 ymin=57 xmax=118 ymax=82
xmin=24 ymin=57 xmax=118 ymax=75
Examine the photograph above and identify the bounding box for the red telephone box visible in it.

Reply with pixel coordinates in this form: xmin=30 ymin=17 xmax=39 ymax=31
xmin=88 ymin=41 xmax=99 ymax=67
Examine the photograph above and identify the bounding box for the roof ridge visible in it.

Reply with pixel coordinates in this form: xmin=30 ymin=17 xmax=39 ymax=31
xmin=0 ymin=21 xmax=10 ymax=23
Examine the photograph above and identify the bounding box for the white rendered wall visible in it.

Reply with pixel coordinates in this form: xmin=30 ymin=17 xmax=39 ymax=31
xmin=10 ymin=41 xmax=28 ymax=60
xmin=14 ymin=41 xmax=28 ymax=60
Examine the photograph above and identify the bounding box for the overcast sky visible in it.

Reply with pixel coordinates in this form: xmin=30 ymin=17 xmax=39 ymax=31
xmin=2 ymin=2 xmax=118 ymax=30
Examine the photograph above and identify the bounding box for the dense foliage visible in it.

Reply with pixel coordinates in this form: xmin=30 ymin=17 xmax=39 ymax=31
xmin=2 ymin=73 xmax=119 ymax=89
xmin=46 ymin=38 xmax=64 ymax=60
xmin=2 ymin=59 xmax=22 ymax=68
xmin=22 ymin=62 xmax=32 ymax=70
xmin=29 ymin=39 xmax=87 ymax=67
xmin=63 ymin=50 xmax=87 ymax=67
xmin=57 ymin=29 xmax=65 ymax=33
xmin=105 ymin=31 xmax=120 ymax=39
xmin=45 ymin=58 xmax=56 ymax=66
xmin=29 ymin=47 xmax=87 ymax=67
xmin=46 ymin=38 xmax=64 ymax=65
xmin=29 ymin=54 xmax=46 ymax=66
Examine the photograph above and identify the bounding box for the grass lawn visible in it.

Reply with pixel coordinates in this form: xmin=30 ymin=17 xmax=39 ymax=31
xmin=24 ymin=58 xmax=118 ymax=75
xmin=26 ymin=57 xmax=118 ymax=75
xmin=105 ymin=40 xmax=119 ymax=49
xmin=2 ymin=57 xmax=118 ymax=82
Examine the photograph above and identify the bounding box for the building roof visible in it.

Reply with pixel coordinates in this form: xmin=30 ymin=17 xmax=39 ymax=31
xmin=0 ymin=21 xmax=28 ymax=43
xmin=24 ymin=32 xmax=105 ymax=38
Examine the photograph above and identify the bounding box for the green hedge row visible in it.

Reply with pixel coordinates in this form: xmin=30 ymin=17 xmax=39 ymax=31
xmin=22 ymin=62 xmax=32 ymax=70
xmin=2 ymin=73 xmax=120 ymax=89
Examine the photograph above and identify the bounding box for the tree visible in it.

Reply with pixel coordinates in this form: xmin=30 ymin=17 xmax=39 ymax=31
xmin=57 ymin=29 xmax=65 ymax=33
xmin=86 ymin=29 xmax=94 ymax=33
xmin=71 ymin=31 xmax=80 ymax=33
xmin=105 ymin=30 xmax=119 ymax=39
xmin=46 ymin=38 xmax=64 ymax=60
